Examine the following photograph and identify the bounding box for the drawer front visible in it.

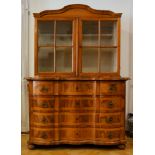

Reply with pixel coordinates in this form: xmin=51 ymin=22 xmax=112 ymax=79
xmin=100 ymin=82 xmax=125 ymax=95
xmin=31 ymin=112 xmax=58 ymax=126
xmin=29 ymin=81 xmax=54 ymax=95
xmin=30 ymin=128 xmax=55 ymax=143
xmin=31 ymin=97 xmax=55 ymax=110
xmin=96 ymin=128 xmax=125 ymax=141
xmin=60 ymin=128 xmax=94 ymax=140
xmin=96 ymin=112 xmax=124 ymax=127
xmin=59 ymin=113 xmax=95 ymax=124
xmin=59 ymin=81 xmax=96 ymax=95
xmin=100 ymin=97 xmax=124 ymax=112
xmin=58 ymin=97 xmax=99 ymax=111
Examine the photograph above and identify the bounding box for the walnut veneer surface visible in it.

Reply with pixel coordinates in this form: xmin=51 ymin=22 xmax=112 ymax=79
xmin=26 ymin=79 xmax=128 ymax=148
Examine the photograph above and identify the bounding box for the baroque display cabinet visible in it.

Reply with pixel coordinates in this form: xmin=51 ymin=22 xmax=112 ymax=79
xmin=26 ymin=4 xmax=129 ymax=149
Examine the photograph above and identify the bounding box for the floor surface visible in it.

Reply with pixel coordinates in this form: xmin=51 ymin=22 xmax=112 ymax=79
xmin=21 ymin=134 xmax=133 ymax=155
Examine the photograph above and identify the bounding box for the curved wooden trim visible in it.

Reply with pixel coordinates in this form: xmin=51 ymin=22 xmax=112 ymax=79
xmin=33 ymin=4 xmax=122 ymax=18
xmin=29 ymin=139 xmax=126 ymax=146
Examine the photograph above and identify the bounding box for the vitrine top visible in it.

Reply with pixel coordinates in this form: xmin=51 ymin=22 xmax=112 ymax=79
xmin=33 ymin=4 xmax=122 ymax=18
xmin=33 ymin=4 xmax=123 ymax=77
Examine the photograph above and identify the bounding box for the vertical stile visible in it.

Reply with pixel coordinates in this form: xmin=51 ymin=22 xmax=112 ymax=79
xmin=75 ymin=18 xmax=79 ymax=76
xmin=98 ymin=20 xmax=101 ymax=73
xmin=117 ymin=18 xmax=120 ymax=75
xmin=54 ymin=20 xmax=56 ymax=72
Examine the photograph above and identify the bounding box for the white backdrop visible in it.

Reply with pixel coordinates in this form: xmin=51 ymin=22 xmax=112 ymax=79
xmin=21 ymin=0 xmax=133 ymax=132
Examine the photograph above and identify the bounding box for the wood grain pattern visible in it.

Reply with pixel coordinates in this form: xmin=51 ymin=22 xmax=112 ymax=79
xmin=27 ymin=80 xmax=127 ymax=147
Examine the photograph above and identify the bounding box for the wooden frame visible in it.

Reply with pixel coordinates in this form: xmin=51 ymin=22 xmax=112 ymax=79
xmin=34 ymin=18 xmax=76 ymax=76
xmin=78 ymin=18 xmax=120 ymax=77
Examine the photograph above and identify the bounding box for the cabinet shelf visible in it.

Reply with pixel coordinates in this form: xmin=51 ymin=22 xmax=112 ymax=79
xmin=38 ymin=45 xmax=73 ymax=48
xmin=81 ymin=46 xmax=117 ymax=48
xmin=83 ymin=34 xmax=113 ymax=37
xmin=39 ymin=34 xmax=72 ymax=36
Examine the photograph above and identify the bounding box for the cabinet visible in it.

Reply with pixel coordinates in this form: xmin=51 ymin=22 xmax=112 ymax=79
xmin=26 ymin=4 xmax=129 ymax=149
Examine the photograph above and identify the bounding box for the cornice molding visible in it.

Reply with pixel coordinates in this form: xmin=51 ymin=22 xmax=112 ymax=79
xmin=33 ymin=4 xmax=122 ymax=18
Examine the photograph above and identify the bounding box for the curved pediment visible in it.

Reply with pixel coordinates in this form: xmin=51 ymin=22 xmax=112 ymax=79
xmin=33 ymin=4 xmax=122 ymax=18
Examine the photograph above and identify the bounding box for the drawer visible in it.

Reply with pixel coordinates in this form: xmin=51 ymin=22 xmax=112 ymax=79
xmin=100 ymin=82 xmax=125 ymax=95
xmin=58 ymin=97 xmax=99 ymax=111
xmin=29 ymin=81 xmax=54 ymax=95
xmin=59 ymin=128 xmax=94 ymax=140
xmin=99 ymin=97 xmax=124 ymax=112
xmin=96 ymin=128 xmax=125 ymax=141
xmin=30 ymin=112 xmax=58 ymax=126
xmin=59 ymin=113 xmax=95 ymax=124
xmin=96 ymin=112 xmax=124 ymax=127
xmin=59 ymin=81 xmax=96 ymax=95
xmin=31 ymin=97 xmax=55 ymax=110
xmin=30 ymin=128 xmax=55 ymax=143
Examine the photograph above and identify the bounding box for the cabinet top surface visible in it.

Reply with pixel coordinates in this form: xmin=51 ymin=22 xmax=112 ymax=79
xmin=25 ymin=76 xmax=129 ymax=81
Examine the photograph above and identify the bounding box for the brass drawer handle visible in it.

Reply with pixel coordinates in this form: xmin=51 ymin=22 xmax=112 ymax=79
xmin=76 ymin=132 xmax=79 ymax=136
xmin=40 ymin=86 xmax=49 ymax=93
xmin=108 ymin=101 xmax=113 ymax=108
xmin=41 ymin=132 xmax=48 ymax=139
xmin=76 ymin=86 xmax=79 ymax=91
xmin=109 ymin=84 xmax=117 ymax=92
xmin=42 ymin=102 xmax=48 ymax=108
xmin=76 ymin=117 xmax=79 ymax=121
xmin=106 ymin=117 xmax=113 ymax=123
xmin=108 ymin=132 xmax=113 ymax=139
xmin=42 ymin=117 xmax=48 ymax=124
xmin=75 ymin=101 xmax=80 ymax=106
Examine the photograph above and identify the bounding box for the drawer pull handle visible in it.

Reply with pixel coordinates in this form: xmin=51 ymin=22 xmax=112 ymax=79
xmin=109 ymin=84 xmax=117 ymax=92
xmin=42 ymin=117 xmax=48 ymax=124
xmin=76 ymin=86 xmax=79 ymax=91
xmin=76 ymin=132 xmax=79 ymax=136
xmin=42 ymin=102 xmax=48 ymax=108
xmin=106 ymin=117 xmax=113 ymax=123
xmin=108 ymin=132 xmax=113 ymax=139
xmin=41 ymin=132 xmax=48 ymax=139
xmin=76 ymin=117 xmax=79 ymax=121
xmin=108 ymin=101 xmax=113 ymax=108
xmin=40 ymin=86 xmax=49 ymax=93
xmin=75 ymin=101 xmax=80 ymax=106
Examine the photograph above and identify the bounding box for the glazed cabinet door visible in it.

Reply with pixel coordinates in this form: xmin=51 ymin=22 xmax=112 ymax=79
xmin=36 ymin=19 xmax=76 ymax=76
xmin=79 ymin=19 xmax=119 ymax=76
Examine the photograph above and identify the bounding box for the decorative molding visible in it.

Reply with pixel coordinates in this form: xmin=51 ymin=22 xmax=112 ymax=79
xmin=33 ymin=4 xmax=122 ymax=18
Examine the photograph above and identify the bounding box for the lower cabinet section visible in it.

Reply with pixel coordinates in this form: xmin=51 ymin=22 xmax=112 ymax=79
xmin=30 ymin=127 xmax=125 ymax=145
xmin=27 ymin=79 xmax=127 ymax=148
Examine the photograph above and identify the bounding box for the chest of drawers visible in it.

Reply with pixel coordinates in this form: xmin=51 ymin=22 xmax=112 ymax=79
xmin=26 ymin=77 xmax=128 ymax=149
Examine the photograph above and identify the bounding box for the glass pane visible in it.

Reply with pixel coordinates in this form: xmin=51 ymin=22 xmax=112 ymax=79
xmin=56 ymin=21 xmax=72 ymax=46
xmin=100 ymin=48 xmax=117 ymax=72
xmin=82 ymin=48 xmax=98 ymax=72
xmin=38 ymin=21 xmax=54 ymax=46
xmin=82 ymin=21 xmax=98 ymax=46
xmin=38 ymin=47 xmax=54 ymax=72
xmin=55 ymin=47 xmax=72 ymax=72
xmin=100 ymin=21 xmax=117 ymax=46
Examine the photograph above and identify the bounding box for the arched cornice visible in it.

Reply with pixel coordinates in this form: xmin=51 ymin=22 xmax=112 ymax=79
xmin=33 ymin=4 xmax=122 ymax=18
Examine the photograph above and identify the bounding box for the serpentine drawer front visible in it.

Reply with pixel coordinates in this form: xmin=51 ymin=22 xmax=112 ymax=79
xmin=58 ymin=81 xmax=96 ymax=95
xmin=27 ymin=79 xmax=128 ymax=149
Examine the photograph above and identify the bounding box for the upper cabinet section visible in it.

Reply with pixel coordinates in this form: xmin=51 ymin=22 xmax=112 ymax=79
xmin=34 ymin=4 xmax=122 ymax=77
